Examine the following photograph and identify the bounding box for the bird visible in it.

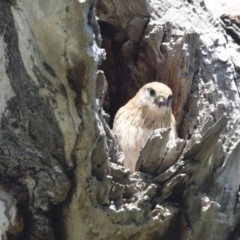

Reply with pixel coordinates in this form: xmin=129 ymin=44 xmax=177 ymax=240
xmin=113 ymin=82 xmax=177 ymax=172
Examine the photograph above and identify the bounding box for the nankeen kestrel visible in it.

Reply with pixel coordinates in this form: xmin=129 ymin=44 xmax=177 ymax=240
xmin=113 ymin=82 xmax=177 ymax=172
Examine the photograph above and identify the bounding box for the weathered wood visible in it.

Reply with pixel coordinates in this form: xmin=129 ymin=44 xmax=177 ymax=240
xmin=0 ymin=0 xmax=240 ymax=239
xmin=135 ymin=128 xmax=170 ymax=174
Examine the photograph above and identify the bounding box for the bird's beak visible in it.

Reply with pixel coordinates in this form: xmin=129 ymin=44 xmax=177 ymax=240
xmin=155 ymin=97 xmax=165 ymax=108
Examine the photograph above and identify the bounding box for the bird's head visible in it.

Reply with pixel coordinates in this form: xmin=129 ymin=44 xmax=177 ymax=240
xmin=132 ymin=82 xmax=173 ymax=117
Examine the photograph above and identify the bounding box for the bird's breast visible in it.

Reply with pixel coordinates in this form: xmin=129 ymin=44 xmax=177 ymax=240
xmin=113 ymin=105 xmax=172 ymax=154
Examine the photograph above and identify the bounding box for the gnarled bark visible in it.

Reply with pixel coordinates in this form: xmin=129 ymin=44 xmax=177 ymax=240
xmin=0 ymin=0 xmax=239 ymax=239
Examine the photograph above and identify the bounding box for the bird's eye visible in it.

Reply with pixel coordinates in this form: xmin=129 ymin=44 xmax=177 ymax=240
xmin=149 ymin=88 xmax=156 ymax=97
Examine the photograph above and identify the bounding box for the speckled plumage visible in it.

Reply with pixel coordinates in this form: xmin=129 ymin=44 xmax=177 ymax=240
xmin=113 ymin=82 xmax=177 ymax=172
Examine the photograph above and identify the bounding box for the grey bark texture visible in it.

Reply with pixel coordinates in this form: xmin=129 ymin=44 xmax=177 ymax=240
xmin=0 ymin=0 xmax=239 ymax=239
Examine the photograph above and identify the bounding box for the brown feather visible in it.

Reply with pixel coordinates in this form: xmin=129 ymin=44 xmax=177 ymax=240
xmin=113 ymin=82 xmax=177 ymax=172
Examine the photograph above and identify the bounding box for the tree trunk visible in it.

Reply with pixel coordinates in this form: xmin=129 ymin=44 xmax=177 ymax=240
xmin=0 ymin=0 xmax=239 ymax=239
